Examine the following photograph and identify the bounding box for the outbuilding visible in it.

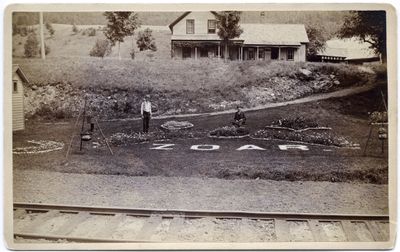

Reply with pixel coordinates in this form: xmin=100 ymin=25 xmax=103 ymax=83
xmin=12 ymin=64 xmax=29 ymax=131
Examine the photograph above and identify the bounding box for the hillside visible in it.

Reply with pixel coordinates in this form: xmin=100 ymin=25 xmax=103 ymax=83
xmin=13 ymin=11 xmax=347 ymax=38
xmin=13 ymin=24 xmax=171 ymax=60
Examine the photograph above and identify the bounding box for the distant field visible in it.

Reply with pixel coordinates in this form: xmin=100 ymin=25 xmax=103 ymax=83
xmin=12 ymin=24 xmax=172 ymax=60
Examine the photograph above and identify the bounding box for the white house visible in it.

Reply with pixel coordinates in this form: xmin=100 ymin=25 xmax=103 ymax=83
xmin=169 ymin=11 xmax=309 ymax=61
xmin=12 ymin=64 xmax=29 ymax=131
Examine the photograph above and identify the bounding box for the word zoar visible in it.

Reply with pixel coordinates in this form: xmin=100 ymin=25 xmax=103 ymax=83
xmin=150 ymin=143 xmax=309 ymax=151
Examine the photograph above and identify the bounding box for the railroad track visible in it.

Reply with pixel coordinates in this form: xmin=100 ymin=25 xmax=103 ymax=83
xmin=14 ymin=203 xmax=390 ymax=243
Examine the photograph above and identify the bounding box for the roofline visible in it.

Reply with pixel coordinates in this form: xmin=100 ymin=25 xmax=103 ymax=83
xmin=12 ymin=64 xmax=29 ymax=83
xmin=168 ymin=11 xmax=219 ymax=32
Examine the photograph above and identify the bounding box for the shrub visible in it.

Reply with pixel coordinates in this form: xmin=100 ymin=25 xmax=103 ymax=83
xmin=272 ymin=116 xmax=319 ymax=130
xmin=45 ymin=22 xmax=55 ymax=37
xmin=87 ymin=27 xmax=96 ymax=36
xmin=72 ymin=23 xmax=78 ymax=34
xmin=39 ymin=43 xmax=51 ymax=55
xmin=89 ymin=39 xmax=111 ymax=58
xmin=24 ymin=32 xmax=39 ymax=58
xmin=136 ymin=28 xmax=157 ymax=51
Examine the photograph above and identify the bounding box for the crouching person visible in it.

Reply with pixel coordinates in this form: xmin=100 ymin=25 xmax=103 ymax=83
xmin=232 ymin=106 xmax=246 ymax=127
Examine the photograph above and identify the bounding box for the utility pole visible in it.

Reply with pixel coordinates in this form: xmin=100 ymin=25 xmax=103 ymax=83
xmin=39 ymin=12 xmax=45 ymax=60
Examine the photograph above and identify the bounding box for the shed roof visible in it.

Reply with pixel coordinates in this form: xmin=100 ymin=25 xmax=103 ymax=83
xmin=12 ymin=64 xmax=29 ymax=83
xmin=317 ymin=38 xmax=378 ymax=60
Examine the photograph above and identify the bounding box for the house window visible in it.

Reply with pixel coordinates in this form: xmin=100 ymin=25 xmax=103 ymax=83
xmin=208 ymin=20 xmax=216 ymax=34
xmin=186 ymin=19 xmax=195 ymax=34
xmin=287 ymin=48 xmax=295 ymax=60
xmin=259 ymin=48 xmax=265 ymax=60
xmin=13 ymin=80 xmax=18 ymax=93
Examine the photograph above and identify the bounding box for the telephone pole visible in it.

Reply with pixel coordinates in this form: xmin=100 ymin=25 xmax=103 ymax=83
xmin=39 ymin=12 xmax=45 ymax=60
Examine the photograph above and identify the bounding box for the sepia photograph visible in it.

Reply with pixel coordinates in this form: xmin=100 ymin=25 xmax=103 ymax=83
xmin=3 ymin=3 xmax=396 ymax=250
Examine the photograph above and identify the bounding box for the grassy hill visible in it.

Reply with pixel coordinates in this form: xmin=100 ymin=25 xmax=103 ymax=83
xmin=13 ymin=24 xmax=172 ymax=60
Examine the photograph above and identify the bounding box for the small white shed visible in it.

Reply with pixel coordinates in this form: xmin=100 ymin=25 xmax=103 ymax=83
xmin=12 ymin=64 xmax=29 ymax=131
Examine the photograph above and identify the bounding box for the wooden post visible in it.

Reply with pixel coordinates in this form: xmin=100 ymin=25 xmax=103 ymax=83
xmin=256 ymin=47 xmax=259 ymax=60
xmin=218 ymin=44 xmax=221 ymax=58
xmin=194 ymin=47 xmax=198 ymax=60
xmin=39 ymin=12 xmax=45 ymax=60
xmin=278 ymin=47 xmax=281 ymax=60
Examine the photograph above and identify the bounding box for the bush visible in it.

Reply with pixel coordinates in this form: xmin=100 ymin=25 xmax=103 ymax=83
xmin=89 ymin=39 xmax=111 ymax=58
xmin=136 ymin=28 xmax=157 ymax=51
xmin=24 ymin=32 xmax=39 ymax=58
xmin=39 ymin=43 xmax=51 ymax=55
xmin=45 ymin=22 xmax=55 ymax=37
xmin=87 ymin=27 xmax=96 ymax=36
xmin=72 ymin=23 xmax=78 ymax=34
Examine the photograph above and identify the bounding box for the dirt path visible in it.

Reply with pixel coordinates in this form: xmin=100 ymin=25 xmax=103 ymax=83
xmin=14 ymin=169 xmax=388 ymax=215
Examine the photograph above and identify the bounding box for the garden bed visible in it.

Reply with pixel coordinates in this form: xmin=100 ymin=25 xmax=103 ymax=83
xmin=160 ymin=120 xmax=194 ymax=131
xmin=208 ymin=126 xmax=250 ymax=139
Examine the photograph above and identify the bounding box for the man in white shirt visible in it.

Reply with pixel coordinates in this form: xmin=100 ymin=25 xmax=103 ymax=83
xmin=141 ymin=95 xmax=152 ymax=133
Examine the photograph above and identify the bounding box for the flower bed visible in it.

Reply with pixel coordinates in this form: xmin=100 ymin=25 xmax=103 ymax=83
xmin=13 ymin=140 xmax=64 ymax=154
xmin=369 ymin=111 xmax=388 ymax=124
xmin=252 ymin=128 xmax=355 ymax=147
xmin=209 ymin=126 xmax=250 ymax=138
xmin=272 ymin=116 xmax=320 ymax=130
xmin=161 ymin=120 xmax=194 ymax=131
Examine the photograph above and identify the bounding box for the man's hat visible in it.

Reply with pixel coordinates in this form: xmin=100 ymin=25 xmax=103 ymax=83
xmin=145 ymin=94 xmax=150 ymax=98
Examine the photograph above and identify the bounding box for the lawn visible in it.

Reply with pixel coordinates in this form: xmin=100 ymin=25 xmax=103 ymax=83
xmin=12 ymin=87 xmax=388 ymax=184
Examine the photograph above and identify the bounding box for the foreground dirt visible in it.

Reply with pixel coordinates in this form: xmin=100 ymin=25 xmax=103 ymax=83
xmin=13 ymin=169 xmax=388 ymax=215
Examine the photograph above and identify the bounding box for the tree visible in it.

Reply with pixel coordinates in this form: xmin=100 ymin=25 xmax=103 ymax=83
xmin=215 ymin=11 xmax=243 ymax=61
xmin=45 ymin=22 xmax=55 ymax=37
xmin=24 ymin=32 xmax=39 ymax=58
xmin=338 ymin=11 xmax=386 ymax=62
xmin=136 ymin=28 xmax=157 ymax=51
xmin=89 ymin=39 xmax=112 ymax=58
xmin=306 ymin=25 xmax=327 ymax=61
xmin=103 ymin=12 xmax=140 ymax=60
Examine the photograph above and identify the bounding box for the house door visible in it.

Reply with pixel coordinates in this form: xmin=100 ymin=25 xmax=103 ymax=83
xmin=182 ymin=47 xmax=191 ymax=59
xmin=271 ymin=48 xmax=279 ymax=60
xmin=248 ymin=48 xmax=255 ymax=60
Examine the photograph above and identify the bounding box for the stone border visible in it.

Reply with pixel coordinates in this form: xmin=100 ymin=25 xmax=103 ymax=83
xmin=265 ymin=125 xmax=332 ymax=132
xmin=208 ymin=133 xmax=250 ymax=139
xmin=249 ymin=136 xmax=360 ymax=149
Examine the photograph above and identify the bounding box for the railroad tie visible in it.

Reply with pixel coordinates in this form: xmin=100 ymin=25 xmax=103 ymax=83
xmin=274 ymin=219 xmax=290 ymax=242
xmin=94 ymin=213 xmax=126 ymax=238
xmin=51 ymin=212 xmax=91 ymax=236
xmin=166 ymin=215 xmax=186 ymax=241
xmin=308 ymin=220 xmax=328 ymax=242
xmin=135 ymin=214 xmax=163 ymax=241
xmin=20 ymin=210 xmax=60 ymax=234
xmin=341 ymin=220 xmax=360 ymax=242
xmin=365 ymin=221 xmax=387 ymax=241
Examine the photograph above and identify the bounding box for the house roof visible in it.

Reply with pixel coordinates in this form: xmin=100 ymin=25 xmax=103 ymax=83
xmin=317 ymin=38 xmax=378 ymax=60
xmin=239 ymin=23 xmax=309 ymax=45
xmin=12 ymin=64 xmax=29 ymax=83
xmin=169 ymin=11 xmax=218 ymax=32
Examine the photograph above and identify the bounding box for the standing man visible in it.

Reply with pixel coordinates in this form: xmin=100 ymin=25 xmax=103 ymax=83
xmin=141 ymin=95 xmax=152 ymax=133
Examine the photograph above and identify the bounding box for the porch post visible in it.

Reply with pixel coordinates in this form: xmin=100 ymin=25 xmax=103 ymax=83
xmin=218 ymin=44 xmax=221 ymax=58
xmin=256 ymin=46 xmax=259 ymax=60
xmin=278 ymin=47 xmax=281 ymax=60
xmin=195 ymin=47 xmax=198 ymax=60
xmin=238 ymin=46 xmax=240 ymax=61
